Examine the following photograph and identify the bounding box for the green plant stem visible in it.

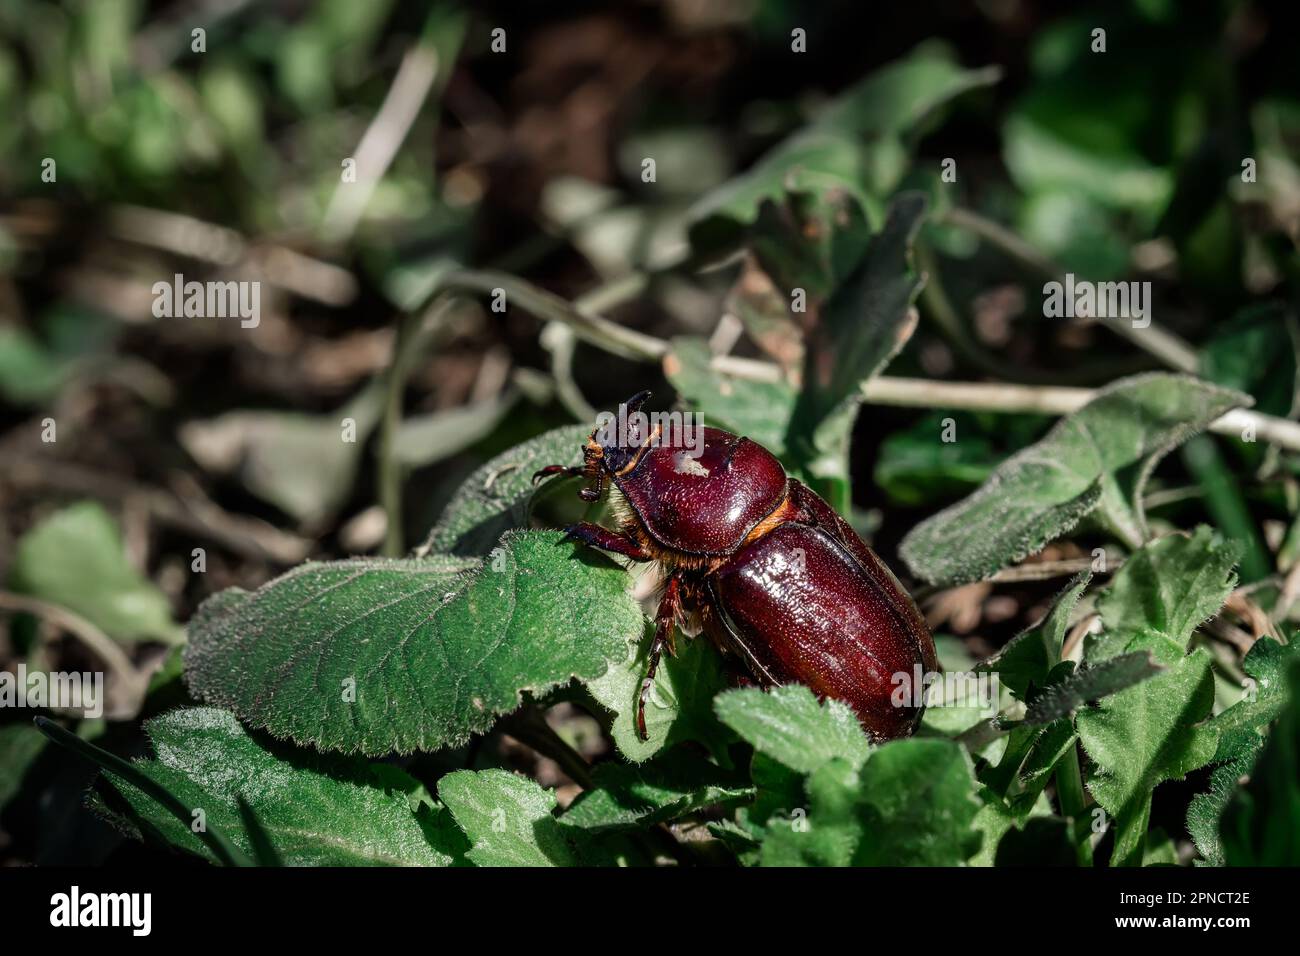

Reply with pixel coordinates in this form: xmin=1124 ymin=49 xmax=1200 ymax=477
xmin=379 ymin=310 xmax=420 ymax=557
xmin=1055 ymin=745 xmax=1094 ymax=866
xmin=1180 ymin=435 xmax=1271 ymax=583
xmin=378 ymin=296 xmax=458 ymax=557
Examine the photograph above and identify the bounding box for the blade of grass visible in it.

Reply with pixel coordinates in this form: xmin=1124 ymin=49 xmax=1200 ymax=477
xmin=34 ymin=716 xmax=252 ymax=867
xmin=236 ymin=794 xmax=284 ymax=866
xmin=1180 ymin=435 xmax=1271 ymax=583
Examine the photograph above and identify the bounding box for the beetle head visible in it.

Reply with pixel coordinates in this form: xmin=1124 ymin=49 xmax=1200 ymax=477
xmin=587 ymin=390 xmax=655 ymax=477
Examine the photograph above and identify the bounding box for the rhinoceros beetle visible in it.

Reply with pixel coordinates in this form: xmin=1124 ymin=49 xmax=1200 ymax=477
xmin=534 ymin=391 xmax=938 ymax=741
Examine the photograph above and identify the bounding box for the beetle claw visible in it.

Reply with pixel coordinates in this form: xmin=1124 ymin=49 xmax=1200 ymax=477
xmin=532 ymin=464 xmax=572 ymax=485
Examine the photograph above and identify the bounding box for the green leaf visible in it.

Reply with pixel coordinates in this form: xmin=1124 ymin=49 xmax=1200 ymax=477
xmin=998 ymin=720 xmax=1079 ymax=808
xmin=972 ymin=721 xmax=1077 ymax=864
xmin=236 ymin=795 xmax=284 ymax=866
xmin=96 ymin=708 xmax=461 ymax=865
xmin=37 ymin=714 xmax=250 ymax=867
xmin=1187 ymin=731 xmax=1261 ymax=867
xmin=421 ymin=424 xmax=591 ymax=557
xmin=665 ymin=337 xmax=796 ymax=456
xmin=559 ymin=752 xmax=752 ymax=833
xmin=1209 ymin=636 xmax=1300 ymax=740
xmin=0 ymin=325 xmax=80 ymax=404
xmin=979 ymin=570 xmax=1091 ymax=699
xmin=757 ymin=756 xmax=863 ymax=866
xmin=1199 ymin=303 xmax=1300 ymax=420
xmin=10 ymin=501 xmax=182 ymax=644
xmin=673 ymin=193 xmax=928 ymax=513
xmin=585 ymin=623 xmax=733 ymax=764
xmin=688 ymin=47 xmax=998 ymax=250
xmin=759 ymin=739 xmax=982 ymax=866
xmin=1188 ymin=636 xmax=1300 ymax=865
xmin=439 ymin=769 xmax=583 ymax=867
xmin=1004 ymin=113 xmax=1172 ymax=216
xmin=743 ymin=750 xmax=807 ymax=837
xmin=874 ymin=412 xmax=1048 ymax=507
xmin=901 ymin=374 xmax=1250 ymax=586
xmin=1141 ymin=827 xmax=1179 ymax=867
xmin=714 ymin=685 xmax=872 ymax=775
xmin=1018 ymin=652 xmax=1163 ymax=726
xmin=1077 ymin=649 xmax=1219 ymax=866
xmin=746 ymin=188 xmax=874 ymax=305
xmin=392 ymin=392 xmax=517 ymax=468
xmin=184 ymin=530 xmax=642 ymax=755
xmin=179 ymin=380 xmax=385 ymax=527
xmin=1220 ymin=661 xmax=1300 ymax=866
xmin=788 ymin=191 xmax=926 ymax=447
xmin=1089 ymin=526 xmax=1240 ymax=665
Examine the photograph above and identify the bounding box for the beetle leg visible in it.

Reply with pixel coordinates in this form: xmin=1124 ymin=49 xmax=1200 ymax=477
xmin=578 ymin=470 xmax=604 ymax=502
xmin=531 ymin=464 xmax=584 ymax=484
xmin=637 ymin=574 xmax=682 ymax=741
xmin=562 ymin=522 xmax=651 ymax=561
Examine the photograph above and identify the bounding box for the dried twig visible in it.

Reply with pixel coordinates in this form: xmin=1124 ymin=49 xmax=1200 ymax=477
xmin=431 ymin=267 xmax=1300 ymax=453
xmin=2 ymin=459 xmax=313 ymax=565
xmin=0 ymin=592 xmax=138 ymax=683
xmin=321 ymin=41 xmax=443 ymax=244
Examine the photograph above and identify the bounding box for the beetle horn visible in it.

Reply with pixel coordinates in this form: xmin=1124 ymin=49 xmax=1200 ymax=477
xmin=623 ymin=390 xmax=652 ymax=413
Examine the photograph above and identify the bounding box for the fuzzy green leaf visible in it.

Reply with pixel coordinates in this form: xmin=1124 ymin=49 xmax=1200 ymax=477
xmin=1209 ymin=636 xmax=1300 ymax=740
xmin=421 ymin=424 xmax=592 ymax=557
xmin=1188 ymin=636 xmax=1300 ymax=865
xmin=979 ymin=570 xmax=1091 ymax=699
xmin=184 ymin=530 xmax=642 ymax=755
xmin=1019 ymin=653 xmax=1163 ymax=726
xmin=1077 ymin=649 xmax=1219 ymax=866
xmin=584 ymin=623 xmax=733 ymax=764
xmin=438 ymin=769 xmax=580 ymax=867
xmin=759 ymin=739 xmax=982 ymax=866
xmin=1187 ymin=731 xmax=1261 ymax=868
xmin=559 ymin=753 xmax=752 ymax=832
xmin=714 ymin=685 xmax=872 ymax=774
xmin=688 ymin=48 xmax=998 ymax=249
xmin=1090 ymin=526 xmax=1240 ymax=665
xmin=1220 ymin=661 xmax=1300 ymax=865
xmin=97 ymin=708 xmax=464 ymax=865
xmin=901 ymin=374 xmax=1249 ymax=586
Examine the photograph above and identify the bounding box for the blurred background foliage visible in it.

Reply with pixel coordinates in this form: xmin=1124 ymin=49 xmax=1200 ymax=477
xmin=1 ymin=0 xmax=1300 ymax=864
